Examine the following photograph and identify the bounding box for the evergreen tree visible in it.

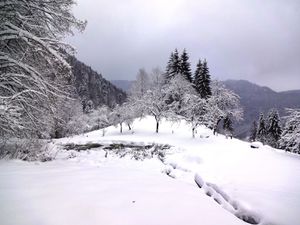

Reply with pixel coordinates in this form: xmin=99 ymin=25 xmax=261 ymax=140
xmin=165 ymin=52 xmax=175 ymax=80
xmin=165 ymin=49 xmax=181 ymax=81
xmin=257 ymin=113 xmax=267 ymax=144
xmin=223 ymin=115 xmax=234 ymax=138
xmin=180 ymin=49 xmax=193 ymax=83
xmin=194 ymin=59 xmax=212 ymax=98
xmin=194 ymin=59 xmax=203 ymax=93
xmin=249 ymin=120 xmax=258 ymax=142
xmin=266 ymin=109 xmax=282 ymax=148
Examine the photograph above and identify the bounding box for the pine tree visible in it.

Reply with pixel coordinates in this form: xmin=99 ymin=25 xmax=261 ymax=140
xmin=249 ymin=120 xmax=258 ymax=142
xmin=165 ymin=52 xmax=175 ymax=80
xmin=194 ymin=59 xmax=203 ymax=92
xmin=266 ymin=109 xmax=282 ymax=148
xmin=180 ymin=49 xmax=193 ymax=83
xmin=257 ymin=113 xmax=267 ymax=144
xmin=165 ymin=49 xmax=181 ymax=81
xmin=194 ymin=59 xmax=212 ymax=98
xmin=223 ymin=115 xmax=234 ymax=138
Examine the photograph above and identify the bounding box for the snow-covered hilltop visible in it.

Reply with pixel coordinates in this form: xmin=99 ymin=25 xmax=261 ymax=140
xmin=1 ymin=116 xmax=299 ymax=225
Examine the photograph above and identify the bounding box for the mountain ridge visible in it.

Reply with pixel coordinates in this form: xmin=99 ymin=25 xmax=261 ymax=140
xmin=69 ymin=57 xmax=127 ymax=110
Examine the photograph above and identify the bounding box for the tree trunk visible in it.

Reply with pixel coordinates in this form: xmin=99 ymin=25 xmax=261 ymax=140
xmin=128 ymin=124 xmax=131 ymax=130
xmin=120 ymin=122 xmax=123 ymax=133
xmin=156 ymin=121 xmax=159 ymax=133
xmin=192 ymin=127 xmax=195 ymax=138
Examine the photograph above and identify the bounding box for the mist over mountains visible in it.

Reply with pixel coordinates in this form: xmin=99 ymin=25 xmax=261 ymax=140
xmin=111 ymin=79 xmax=300 ymax=139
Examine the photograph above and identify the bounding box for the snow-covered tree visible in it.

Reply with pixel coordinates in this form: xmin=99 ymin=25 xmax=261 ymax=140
xmin=266 ymin=109 xmax=282 ymax=148
xmin=249 ymin=120 xmax=258 ymax=142
xmin=111 ymin=102 xmax=137 ymax=133
xmin=0 ymin=0 xmax=86 ymax=137
xmin=180 ymin=94 xmax=207 ymax=138
xmin=179 ymin=49 xmax=193 ymax=83
xmin=279 ymin=108 xmax=300 ymax=154
xmin=139 ymin=70 xmax=168 ymax=133
xmin=257 ymin=113 xmax=267 ymax=144
xmin=194 ymin=59 xmax=212 ymax=99
xmin=164 ymin=75 xmax=196 ymax=116
xmin=150 ymin=67 xmax=165 ymax=89
xmin=205 ymin=80 xmax=243 ymax=135
xmin=129 ymin=68 xmax=150 ymax=99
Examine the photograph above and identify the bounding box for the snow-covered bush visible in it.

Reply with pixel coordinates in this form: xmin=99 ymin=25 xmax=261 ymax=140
xmin=0 ymin=139 xmax=52 ymax=161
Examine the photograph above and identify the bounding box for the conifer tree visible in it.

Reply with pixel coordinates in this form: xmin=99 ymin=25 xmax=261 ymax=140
xmin=249 ymin=120 xmax=258 ymax=142
xmin=257 ymin=113 xmax=267 ymax=144
xmin=223 ymin=115 xmax=234 ymax=138
xmin=194 ymin=59 xmax=203 ymax=94
xmin=266 ymin=109 xmax=282 ymax=148
xmin=194 ymin=59 xmax=212 ymax=98
xmin=180 ymin=49 xmax=193 ymax=83
xmin=165 ymin=52 xmax=175 ymax=80
xmin=165 ymin=49 xmax=181 ymax=81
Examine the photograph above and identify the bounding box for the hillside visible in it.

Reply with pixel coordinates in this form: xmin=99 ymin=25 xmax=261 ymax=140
xmin=1 ymin=116 xmax=300 ymax=225
xmin=69 ymin=57 xmax=127 ymax=109
xmin=223 ymin=80 xmax=300 ymax=138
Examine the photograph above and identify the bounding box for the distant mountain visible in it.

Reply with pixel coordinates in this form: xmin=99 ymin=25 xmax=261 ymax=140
xmin=68 ymin=56 xmax=127 ymax=109
xmin=222 ymin=80 xmax=300 ymax=139
xmin=110 ymin=80 xmax=133 ymax=93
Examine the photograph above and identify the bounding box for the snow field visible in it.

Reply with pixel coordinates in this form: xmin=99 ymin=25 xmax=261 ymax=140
xmin=1 ymin=116 xmax=300 ymax=225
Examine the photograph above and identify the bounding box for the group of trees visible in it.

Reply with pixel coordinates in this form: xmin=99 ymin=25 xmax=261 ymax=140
xmin=249 ymin=108 xmax=300 ymax=154
xmin=279 ymin=109 xmax=300 ymax=154
xmin=251 ymin=109 xmax=282 ymax=147
xmin=122 ymin=49 xmax=243 ymax=138
xmin=166 ymin=49 xmax=212 ymax=99
xmin=0 ymin=0 xmax=86 ymax=139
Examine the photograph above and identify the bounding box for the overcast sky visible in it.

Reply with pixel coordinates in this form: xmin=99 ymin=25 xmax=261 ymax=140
xmin=68 ymin=0 xmax=300 ymax=91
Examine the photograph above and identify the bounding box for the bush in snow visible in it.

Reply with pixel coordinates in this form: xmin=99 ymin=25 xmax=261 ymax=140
xmin=0 ymin=139 xmax=53 ymax=161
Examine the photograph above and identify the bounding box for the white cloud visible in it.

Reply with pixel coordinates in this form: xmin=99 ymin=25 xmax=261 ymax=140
xmin=68 ymin=0 xmax=300 ymax=91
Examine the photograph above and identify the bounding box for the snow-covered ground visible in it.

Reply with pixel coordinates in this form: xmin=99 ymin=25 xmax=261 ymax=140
xmin=1 ymin=116 xmax=300 ymax=225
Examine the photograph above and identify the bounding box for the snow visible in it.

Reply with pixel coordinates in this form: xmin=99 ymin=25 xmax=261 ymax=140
xmin=1 ymin=116 xmax=300 ymax=225
xmin=0 ymin=156 xmax=244 ymax=225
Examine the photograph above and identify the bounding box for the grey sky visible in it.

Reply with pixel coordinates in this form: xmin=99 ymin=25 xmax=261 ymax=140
xmin=68 ymin=0 xmax=300 ymax=91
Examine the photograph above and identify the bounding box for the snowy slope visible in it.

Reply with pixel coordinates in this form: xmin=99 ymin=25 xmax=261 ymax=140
xmin=0 ymin=155 xmax=244 ymax=225
xmin=1 ymin=116 xmax=300 ymax=225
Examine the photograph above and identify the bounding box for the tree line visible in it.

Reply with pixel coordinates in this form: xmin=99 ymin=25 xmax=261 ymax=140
xmin=249 ymin=108 xmax=300 ymax=154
